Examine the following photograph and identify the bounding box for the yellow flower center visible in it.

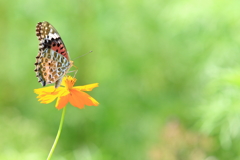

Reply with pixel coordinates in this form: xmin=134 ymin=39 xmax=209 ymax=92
xmin=64 ymin=76 xmax=77 ymax=90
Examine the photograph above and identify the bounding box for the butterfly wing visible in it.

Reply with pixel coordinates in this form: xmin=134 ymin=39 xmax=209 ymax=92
xmin=35 ymin=48 xmax=71 ymax=87
xmin=35 ymin=21 xmax=70 ymax=60
xmin=34 ymin=21 xmax=72 ymax=88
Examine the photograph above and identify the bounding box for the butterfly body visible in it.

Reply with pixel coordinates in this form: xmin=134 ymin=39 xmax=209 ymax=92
xmin=34 ymin=21 xmax=73 ymax=88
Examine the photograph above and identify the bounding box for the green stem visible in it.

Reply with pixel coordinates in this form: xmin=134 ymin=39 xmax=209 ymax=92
xmin=47 ymin=107 xmax=66 ymax=160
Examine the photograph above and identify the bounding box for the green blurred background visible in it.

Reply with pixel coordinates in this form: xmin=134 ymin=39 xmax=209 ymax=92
xmin=1 ymin=0 xmax=240 ymax=159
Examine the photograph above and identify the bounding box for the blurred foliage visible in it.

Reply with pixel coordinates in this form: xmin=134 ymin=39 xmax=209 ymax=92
xmin=1 ymin=0 xmax=240 ymax=159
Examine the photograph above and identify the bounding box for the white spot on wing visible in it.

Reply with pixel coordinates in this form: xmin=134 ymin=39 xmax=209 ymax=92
xmin=48 ymin=33 xmax=60 ymax=39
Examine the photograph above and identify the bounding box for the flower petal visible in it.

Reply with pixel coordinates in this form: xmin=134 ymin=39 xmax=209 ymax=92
xmin=69 ymin=89 xmax=99 ymax=109
xmin=69 ymin=92 xmax=84 ymax=109
xmin=34 ymin=86 xmax=58 ymax=104
xmin=74 ymin=83 xmax=99 ymax=91
xmin=56 ymin=94 xmax=70 ymax=110
xmin=89 ymin=97 xmax=100 ymax=106
xmin=34 ymin=86 xmax=55 ymax=94
xmin=34 ymin=86 xmax=69 ymax=104
xmin=38 ymin=94 xmax=58 ymax=104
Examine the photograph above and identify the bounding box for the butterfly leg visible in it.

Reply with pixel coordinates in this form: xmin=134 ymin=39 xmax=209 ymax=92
xmin=67 ymin=65 xmax=78 ymax=78
xmin=73 ymin=65 xmax=78 ymax=78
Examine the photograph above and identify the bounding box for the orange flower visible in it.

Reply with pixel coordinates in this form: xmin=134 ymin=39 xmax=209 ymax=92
xmin=34 ymin=76 xmax=99 ymax=109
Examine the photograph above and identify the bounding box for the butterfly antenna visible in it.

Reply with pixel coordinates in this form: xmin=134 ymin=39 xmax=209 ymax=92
xmin=73 ymin=50 xmax=93 ymax=60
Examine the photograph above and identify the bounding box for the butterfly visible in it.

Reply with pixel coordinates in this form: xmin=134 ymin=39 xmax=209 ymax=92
xmin=34 ymin=21 xmax=74 ymax=88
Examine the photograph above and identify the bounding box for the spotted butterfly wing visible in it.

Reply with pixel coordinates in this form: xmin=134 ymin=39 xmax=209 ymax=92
xmin=34 ymin=21 xmax=73 ymax=88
